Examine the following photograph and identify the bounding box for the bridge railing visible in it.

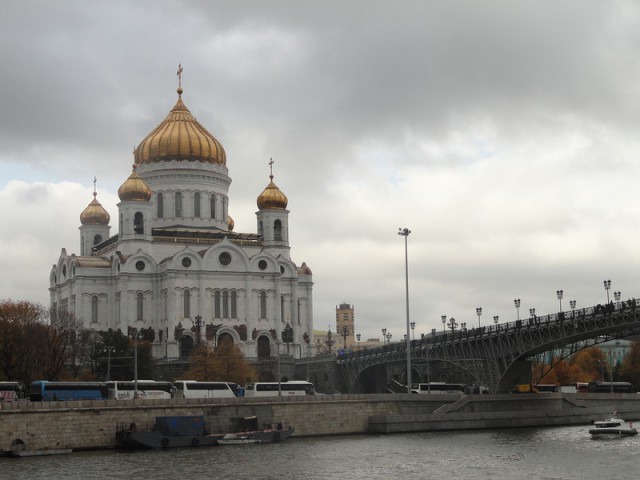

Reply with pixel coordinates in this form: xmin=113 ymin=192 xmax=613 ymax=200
xmin=337 ymin=298 xmax=639 ymax=363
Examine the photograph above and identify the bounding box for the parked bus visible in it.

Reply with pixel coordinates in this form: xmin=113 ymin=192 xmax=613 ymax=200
xmin=587 ymin=381 xmax=634 ymax=393
xmin=245 ymin=381 xmax=315 ymax=397
xmin=30 ymin=381 xmax=108 ymax=401
xmin=0 ymin=382 xmax=24 ymax=401
xmin=172 ymin=380 xmax=236 ymax=399
xmin=106 ymin=380 xmax=173 ymax=400
xmin=411 ymin=383 xmax=466 ymax=395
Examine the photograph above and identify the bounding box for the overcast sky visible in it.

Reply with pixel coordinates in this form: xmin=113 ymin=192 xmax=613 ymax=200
xmin=2 ymin=1 xmax=640 ymax=342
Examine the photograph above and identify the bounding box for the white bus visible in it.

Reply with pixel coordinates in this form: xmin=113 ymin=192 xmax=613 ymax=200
xmin=172 ymin=380 xmax=237 ymax=399
xmin=245 ymin=381 xmax=315 ymax=397
xmin=106 ymin=380 xmax=173 ymax=400
xmin=411 ymin=382 xmax=466 ymax=395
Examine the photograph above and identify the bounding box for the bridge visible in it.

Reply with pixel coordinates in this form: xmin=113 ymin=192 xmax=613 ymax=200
xmin=337 ymin=299 xmax=640 ymax=393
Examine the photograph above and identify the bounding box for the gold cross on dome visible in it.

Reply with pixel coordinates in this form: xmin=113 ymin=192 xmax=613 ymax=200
xmin=177 ymin=64 xmax=183 ymax=89
xmin=269 ymin=157 xmax=274 ymax=179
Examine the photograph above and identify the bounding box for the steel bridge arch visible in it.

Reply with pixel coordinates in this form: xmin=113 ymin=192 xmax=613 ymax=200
xmin=338 ymin=300 xmax=640 ymax=393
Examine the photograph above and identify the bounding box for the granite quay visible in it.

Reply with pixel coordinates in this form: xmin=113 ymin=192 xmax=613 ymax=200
xmin=2 ymin=393 xmax=640 ymax=454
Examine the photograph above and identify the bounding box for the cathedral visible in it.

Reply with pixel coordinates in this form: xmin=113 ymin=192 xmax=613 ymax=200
xmin=49 ymin=71 xmax=314 ymax=360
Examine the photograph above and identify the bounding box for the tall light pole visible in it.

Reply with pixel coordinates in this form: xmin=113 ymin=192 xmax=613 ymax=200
xmin=356 ymin=333 xmax=361 ymax=350
xmin=493 ymin=315 xmax=499 ymax=328
xmin=604 ymin=279 xmax=611 ymax=303
xmin=398 ymin=227 xmax=412 ymax=394
xmin=570 ymin=300 xmax=576 ymax=318
xmin=556 ymin=290 xmax=563 ymax=312
xmin=410 ymin=321 xmax=415 ymax=341
xmin=382 ymin=328 xmax=387 ymax=345
xmin=529 ymin=308 xmax=536 ymax=319
xmin=514 ymin=299 xmax=521 ymax=321
xmin=441 ymin=315 xmax=447 ymax=335
xmin=476 ymin=307 xmax=482 ymax=329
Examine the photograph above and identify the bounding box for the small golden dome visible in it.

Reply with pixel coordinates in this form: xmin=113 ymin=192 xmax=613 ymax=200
xmin=257 ymin=178 xmax=288 ymax=210
xmin=80 ymin=192 xmax=110 ymax=225
xmin=118 ymin=170 xmax=152 ymax=202
xmin=298 ymin=262 xmax=312 ymax=275
xmin=258 ymin=159 xmax=288 ymax=210
xmin=227 ymin=215 xmax=235 ymax=231
xmin=133 ymin=88 xmax=226 ymax=165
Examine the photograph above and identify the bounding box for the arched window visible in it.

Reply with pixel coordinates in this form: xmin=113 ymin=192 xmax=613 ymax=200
xmin=134 ymin=212 xmax=144 ymax=234
xmin=175 ymin=192 xmax=183 ymax=217
xmin=183 ymin=289 xmax=190 ymax=318
xmin=214 ymin=291 xmax=221 ymax=318
xmin=260 ymin=291 xmax=267 ymax=319
xmin=157 ymin=192 xmax=164 ymax=218
xmin=194 ymin=192 xmax=201 ymax=218
xmin=223 ymin=291 xmax=229 ymax=318
xmin=91 ymin=296 xmax=98 ymax=324
xmin=258 ymin=221 xmax=263 ymax=237
xmin=137 ymin=292 xmax=143 ymax=321
xmin=257 ymin=336 xmax=271 ymax=358
xmin=210 ymin=195 xmax=216 ymax=219
xmin=231 ymin=291 xmax=237 ymax=318
xmin=274 ymin=219 xmax=282 ymax=241
xmin=93 ymin=234 xmax=102 ymax=245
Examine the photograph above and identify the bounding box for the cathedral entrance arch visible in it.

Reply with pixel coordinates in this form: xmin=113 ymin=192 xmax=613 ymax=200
xmin=257 ymin=335 xmax=271 ymax=358
xmin=217 ymin=332 xmax=234 ymax=347
xmin=180 ymin=335 xmax=194 ymax=358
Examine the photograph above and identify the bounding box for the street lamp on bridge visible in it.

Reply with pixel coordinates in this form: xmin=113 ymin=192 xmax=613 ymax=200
xmin=448 ymin=317 xmax=458 ymax=333
xmin=476 ymin=307 xmax=482 ymax=329
xmin=410 ymin=321 xmax=415 ymax=340
xmin=529 ymin=308 xmax=536 ymax=319
xmin=556 ymin=290 xmax=563 ymax=312
xmin=493 ymin=315 xmax=499 ymax=327
xmin=614 ymin=291 xmax=621 ymax=307
xmin=570 ymin=300 xmax=577 ymax=318
xmin=604 ymin=279 xmax=611 ymax=303
xmin=514 ymin=299 xmax=521 ymax=321
xmin=441 ymin=315 xmax=447 ymax=335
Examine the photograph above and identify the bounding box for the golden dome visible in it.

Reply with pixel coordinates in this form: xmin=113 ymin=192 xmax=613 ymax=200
xmin=257 ymin=161 xmax=288 ymax=210
xmin=133 ymin=88 xmax=226 ymax=165
xmin=227 ymin=215 xmax=235 ymax=231
xmin=80 ymin=192 xmax=110 ymax=225
xmin=118 ymin=170 xmax=152 ymax=202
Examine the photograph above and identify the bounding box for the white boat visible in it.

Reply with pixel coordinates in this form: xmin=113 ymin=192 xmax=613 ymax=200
xmin=589 ymin=413 xmax=638 ymax=437
xmin=216 ymin=433 xmax=262 ymax=445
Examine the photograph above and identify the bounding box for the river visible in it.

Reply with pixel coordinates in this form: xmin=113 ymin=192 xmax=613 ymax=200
xmin=2 ymin=424 xmax=638 ymax=479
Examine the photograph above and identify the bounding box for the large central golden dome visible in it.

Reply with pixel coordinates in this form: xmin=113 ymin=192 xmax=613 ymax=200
xmin=133 ymin=88 xmax=226 ymax=165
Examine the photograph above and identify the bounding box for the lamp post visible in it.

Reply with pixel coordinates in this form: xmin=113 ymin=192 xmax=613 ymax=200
xmin=604 ymin=279 xmax=611 ymax=303
xmin=194 ymin=314 xmax=203 ymax=345
xmin=476 ymin=307 xmax=482 ymax=329
xmin=556 ymin=290 xmax=563 ymax=312
xmin=493 ymin=315 xmax=499 ymax=328
xmin=356 ymin=333 xmax=361 ymax=351
xmin=398 ymin=227 xmax=412 ymax=395
xmin=104 ymin=345 xmax=115 ymax=381
xmin=570 ymin=300 xmax=576 ymax=318
xmin=338 ymin=325 xmax=350 ymax=350
xmin=529 ymin=308 xmax=536 ymax=319
xmin=514 ymin=299 xmax=521 ymax=321
xmin=326 ymin=328 xmax=333 ymax=353
xmin=410 ymin=321 xmax=415 ymax=340
xmin=614 ymin=291 xmax=621 ymax=308
xmin=382 ymin=328 xmax=387 ymax=345
xmin=448 ymin=317 xmax=457 ymax=334
xmin=441 ymin=315 xmax=447 ymax=335
xmin=130 ymin=330 xmax=142 ymax=399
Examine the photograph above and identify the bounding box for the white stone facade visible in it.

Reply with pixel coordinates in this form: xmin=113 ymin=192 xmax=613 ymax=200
xmin=49 ymin=90 xmax=313 ymax=360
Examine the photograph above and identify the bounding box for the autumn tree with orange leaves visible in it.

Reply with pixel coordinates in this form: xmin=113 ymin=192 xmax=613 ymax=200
xmin=183 ymin=337 xmax=256 ymax=386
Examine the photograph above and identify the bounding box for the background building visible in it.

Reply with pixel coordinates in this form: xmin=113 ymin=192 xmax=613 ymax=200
xmin=49 ymin=76 xmax=314 ymax=360
xmin=335 ymin=303 xmax=355 ymax=349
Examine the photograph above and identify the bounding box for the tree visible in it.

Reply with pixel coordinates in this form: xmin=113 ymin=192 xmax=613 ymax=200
xmin=183 ymin=338 xmax=256 ymax=385
xmin=620 ymin=341 xmax=640 ymax=390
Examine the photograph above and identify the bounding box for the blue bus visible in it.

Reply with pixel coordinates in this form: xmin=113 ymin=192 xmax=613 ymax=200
xmin=30 ymin=381 xmax=108 ymax=401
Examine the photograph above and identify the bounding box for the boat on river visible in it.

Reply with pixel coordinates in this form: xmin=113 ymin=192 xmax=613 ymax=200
xmin=589 ymin=413 xmax=638 ymax=438
xmin=115 ymin=415 xmax=293 ymax=449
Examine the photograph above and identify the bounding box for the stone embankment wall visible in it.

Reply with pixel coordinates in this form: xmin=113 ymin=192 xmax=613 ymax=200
xmin=1 ymin=393 xmax=639 ymax=452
